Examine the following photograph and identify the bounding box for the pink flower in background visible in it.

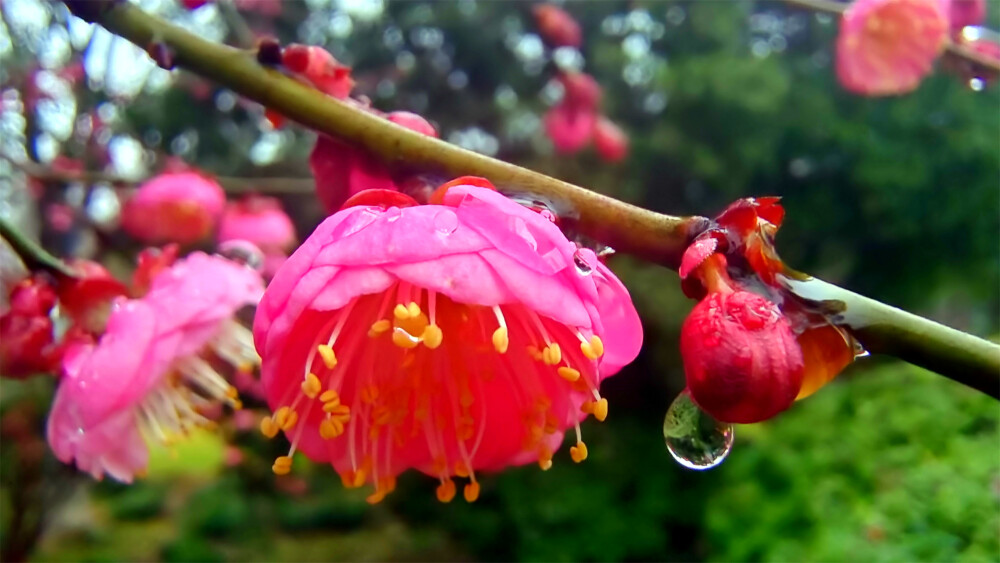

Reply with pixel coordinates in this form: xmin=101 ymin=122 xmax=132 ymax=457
xmin=532 ymin=4 xmax=582 ymax=48
xmin=836 ymin=0 xmax=948 ymax=96
xmin=47 ymin=253 xmax=264 ymax=482
xmin=310 ymin=113 xmax=437 ymax=213
xmin=122 ymin=171 xmax=226 ymax=245
xmin=944 ymin=0 xmax=985 ymax=32
xmin=592 ymin=116 xmax=629 ymax=163
xmin=253 ymin=180 xmax=642 ymax=503
xmin=543 ymin=72 xmax=605 ymax=155
xmin=219 ymin=196 xmax=297 ymax=277
xmin=544 ymin=104 xmax=596 ymax=154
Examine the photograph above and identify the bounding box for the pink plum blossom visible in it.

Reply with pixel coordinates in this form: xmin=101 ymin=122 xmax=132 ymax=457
xmin=253 ymin=181 xmax=642 ymax=503
xmin=47 ymin=253 xmax=264 ymax=482
xmin=592 ymin=116 xmax=630 ymax=163
xmin=122 ymin=171 xmax=226 ymax=245
xmin=836 ymin=0 xmax=948 ymax=96
xmin=219 ymin=196 xmax=297 ymax=277
xmin=544 ymin=104 xmax=597 ymax=154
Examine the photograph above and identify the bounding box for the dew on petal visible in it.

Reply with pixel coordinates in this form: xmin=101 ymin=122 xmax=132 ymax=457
xmin=433 ymin=209 xmax=458 ymax=235
xmin=663 ymin=390 xmax=734 ymax=470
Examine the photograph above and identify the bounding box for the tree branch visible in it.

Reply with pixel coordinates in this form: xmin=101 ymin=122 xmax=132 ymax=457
xmin=4 ymin=157 xmax=315 ymax=194
xmin=0 ymin=216 xmax=76 ymax=278
xmin=63 ymin=0 xmax=1000 ymax=397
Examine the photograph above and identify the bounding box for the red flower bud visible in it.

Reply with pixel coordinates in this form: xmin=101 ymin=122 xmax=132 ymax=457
xmin=282 ymin=44 xmax=354 ymax=99
xmin=57 ymin=260 xmax=128 ymax=334
xmin=680 ymin=290 xmax=804 ymax=424
xmin=386 ymin=111 xmax=438 ymax=138
xmin=558 ymin=72 xmax=602 ymax=110
xmin=8 ymin=278 xmax=57 ymax=316
xmin=1 ymin=279 xmax=60 ymax=378
xmin=532 ymin=4 xmax=583 ymax=48
xmin=592 ymin=115 xmax=629 ymax=163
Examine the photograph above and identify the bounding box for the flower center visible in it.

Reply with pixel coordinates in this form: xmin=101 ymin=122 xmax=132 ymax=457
xmin=260 ymin=282 xmax=609 ymax=504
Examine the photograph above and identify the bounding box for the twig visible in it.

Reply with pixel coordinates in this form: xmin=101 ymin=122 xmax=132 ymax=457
xmin=64 ymin=1 xmax=1000 ymax=397
xmin=4 ymin=158 xmax=315 ymax=194
xmin=0 ymin=216 xmax=76 ymax=278
xmin=784 ymin=0 xmax=1000 ymax=73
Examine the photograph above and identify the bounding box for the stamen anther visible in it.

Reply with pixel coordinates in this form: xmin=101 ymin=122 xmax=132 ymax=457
xmin=259 ymin=416 xmax=279 ymax=438
xmin=542 ymin=343 xmax=562 ymax=365
xmin=581 ymin=336 xmax=604 ymax=360
xmin=422 ymin=324 xmax=443 ymax=349
xmin=492 ymin=327 xmax=509 ymax=354
xmin=272 ymin=455 xmax=293 ymax=475
xmin=317 ymin=344 xmax=338 ymax=369
xmin=464 ymin=482 xmax=481 ymax=503
xmin=570 ymin=441 xmax=588 ymax=463
xmin=436 ymin=479 xmax=456 ymax=502
xmin=557 ymin=366 xmax=581 ymax=382
xmin=368 ymin=319 xmax=391 ymax=337
xmin=301 ymin=373 xmax=322 ymax=399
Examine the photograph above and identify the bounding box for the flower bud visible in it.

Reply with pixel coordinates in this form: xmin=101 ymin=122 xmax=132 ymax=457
xmin=680 ymin=290 xmax=804 ymax=424
xmin=592 ymin=116 xmax=629 ymax=163
xmin=532 ymin=4 xmax=582 ymax=48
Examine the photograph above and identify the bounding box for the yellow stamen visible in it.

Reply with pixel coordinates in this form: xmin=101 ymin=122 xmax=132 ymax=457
xmin=581 ymin=336 xmax=604 ymax=360
xmin=368 ymin=319 xmax=391 ymax=337
xmin=454 ymin=461 xmax=470 ymax=478
xmin=422 ymin=324 xmax=443 ymax=349
xmin=280 ymin=410 xmax=299 ymax=431
xmin=319 ymin=389 xmax=340 ymax=404
xmin=492 ymin=327 xmax=509 ymax=354
xmin=570 ymin=442 xmax=588 ymax=463
xmin=436 ymin=479 xmax=456 ymax=503
xmin=542 ymin=343 xmax=562 ymax=365
xmin=557 ymin=366 xmax=581 ymax=382
xmin=260 ymin=416 xmax=279 ymax=438
xmin=593 ymin=398 xmax=609 ymax=422
xmin=323 ymin=402 xmax=350 ymax=417
xmin=317 ymin=344 xmax=338 ymax=369
xmin=225 ymin=386 xmax=239 ymax=399
xmin=464 ymin=482 xmax=481 ymax=503
xmin=301 ymin=373 xmax=322 ymax=399
xmin=392 ymin=329 xmax=420 ymax=349
xmin=272 ymin=455 xmax=293 ymax=475
xmin=274 ymin=406 xmax=292 ymax=428
xmin=319 ymin=418 xmax=344 ymax=439
xmin=407 ymin=301 xmax=421 ymax=318
xmin=393 ymin=304 xmax=410 ymax=319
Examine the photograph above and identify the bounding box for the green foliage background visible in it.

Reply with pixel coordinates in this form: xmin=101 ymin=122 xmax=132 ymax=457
xmin=1 ymin=1 xmax=997 ymax=561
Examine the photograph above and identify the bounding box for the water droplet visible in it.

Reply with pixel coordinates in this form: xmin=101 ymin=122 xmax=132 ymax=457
xmin=539 ymin=209 xmax=556 ymax=223
xmin=663 ymin=390 xmax=734 ymax=470
xmin=573 ymin=250 xmax=593 ymax=276
xmin=969 ymin=77 xmax=985 ymax=92
xmin=852 ymin=338 xmax=870 ymax=359
xmin=218 ymin=240 xmax=265 ymax=272
xmin=433 ymin=209 xmax=458 ymax=235
xmin=385 ymin=206 xmax=402 ymax=222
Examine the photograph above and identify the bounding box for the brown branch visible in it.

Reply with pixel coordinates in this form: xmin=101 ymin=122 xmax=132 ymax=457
xmin=5 ymin=158 xmax=315 ymax=194
xmin=63 ymin=0 xmax=1000 ymax=397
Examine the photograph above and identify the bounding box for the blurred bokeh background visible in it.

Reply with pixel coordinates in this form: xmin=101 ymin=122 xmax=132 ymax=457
xmin=0 ymin=0 xmax=997 ymax=561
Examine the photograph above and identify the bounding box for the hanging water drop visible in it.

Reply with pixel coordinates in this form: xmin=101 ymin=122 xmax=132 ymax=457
xmin=385 ymin=206 xmax=403 ymax=222
xmin=572 ymin=249 xmax=593 ymax=275
xmin=969 ymin=77 xmax=985 ymax=92
xmin=663 ymin=390 xmax=733 ymax=470
xmin=217 ymin=240 xmax=265 ymax=272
